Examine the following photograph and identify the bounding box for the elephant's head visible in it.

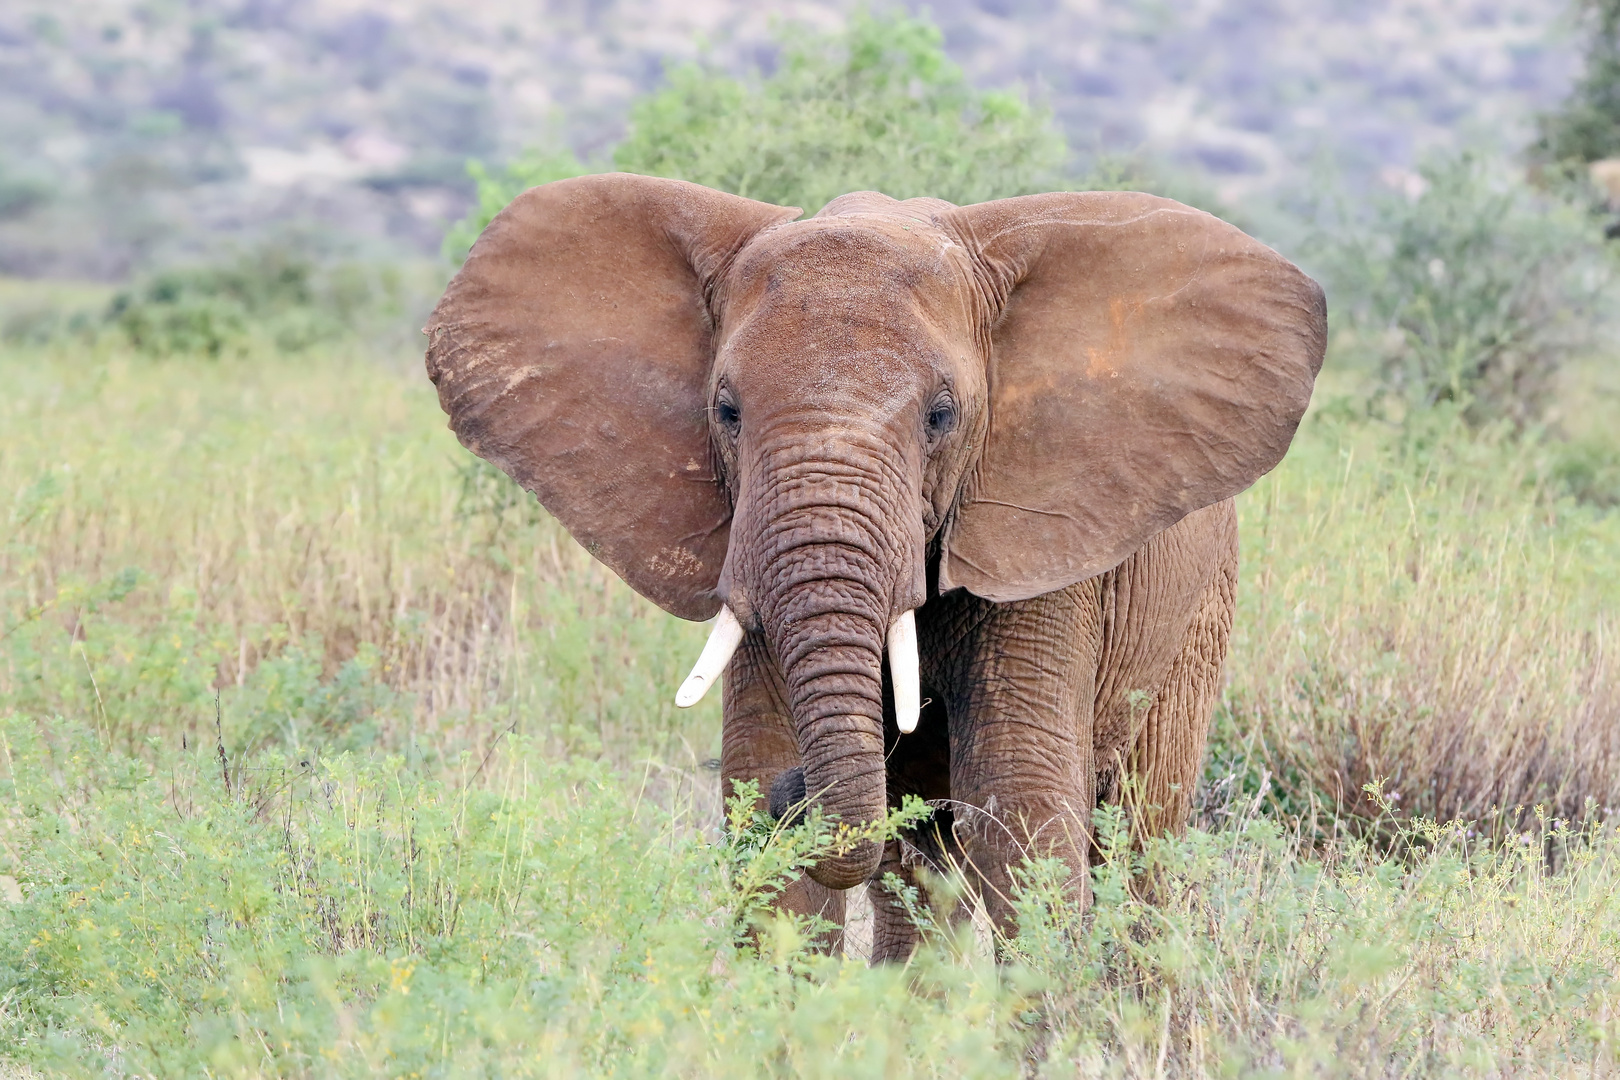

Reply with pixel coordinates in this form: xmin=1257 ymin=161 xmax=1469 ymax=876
xmin=426 ymin=174 xmax=1326 ymax=888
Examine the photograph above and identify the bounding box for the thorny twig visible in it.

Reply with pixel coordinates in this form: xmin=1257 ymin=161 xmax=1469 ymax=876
xmin=214 ymin=690 xmax=231 ymax=796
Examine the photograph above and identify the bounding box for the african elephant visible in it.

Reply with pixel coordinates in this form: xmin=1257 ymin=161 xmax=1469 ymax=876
xmin=425 ymin=174 xmax=1325 ymax=961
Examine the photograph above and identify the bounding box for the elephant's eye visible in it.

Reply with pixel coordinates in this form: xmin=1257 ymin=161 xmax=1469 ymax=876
xmin=926 ymin=394 xmax=957 ymax=440
xmin=715 ymin=395 xmax=741 ymax=436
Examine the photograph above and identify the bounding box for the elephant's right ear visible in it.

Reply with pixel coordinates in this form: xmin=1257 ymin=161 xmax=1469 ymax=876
xmin=425 ymin=173 xmax=800 ymax=620
xmin=938 ymin=191 xmax=1326 ymax=602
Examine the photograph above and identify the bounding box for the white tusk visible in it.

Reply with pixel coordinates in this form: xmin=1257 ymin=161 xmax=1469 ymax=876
xmin=888 ymin=609 xmax=920 ymax=734
xmin=675 ymin=607 xmax=745 ymax=708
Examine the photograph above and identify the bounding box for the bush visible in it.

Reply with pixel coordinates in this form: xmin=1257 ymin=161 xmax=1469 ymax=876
xmin=107 ymin=242 xmax=418 ymax=357
xmin=444 ymin=12 xmax=1067 ymax=262
xmin=613 ymin=12 xmax=1065 ymax=213
xmin=3 ymin=712 xmax=1620 ymax=1076
xmin=1536 ymin=0 xmax=1620 ymax=167
xmin=1315 ymin=152 xmax=1612 ymax=427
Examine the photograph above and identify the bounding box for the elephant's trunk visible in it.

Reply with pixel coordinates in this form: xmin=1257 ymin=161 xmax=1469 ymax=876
xmin=734 ymin=443 xmax=920 ymax=890
xmin=765 ymin=565 xmax=889 ymax=890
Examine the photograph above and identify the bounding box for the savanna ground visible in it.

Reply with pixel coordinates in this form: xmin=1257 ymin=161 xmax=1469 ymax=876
xmin=5 ymin=13 xmax=1620 ymax=1079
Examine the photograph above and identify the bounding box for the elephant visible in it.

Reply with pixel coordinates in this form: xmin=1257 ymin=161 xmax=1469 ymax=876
xmin=425 ymin=173 xmax=1326 ymax=961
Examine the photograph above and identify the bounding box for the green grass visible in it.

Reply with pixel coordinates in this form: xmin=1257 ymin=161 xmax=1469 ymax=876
xmin=0 ymin=277 xmax=116 ymax=344
xmin=2 ymin=340 xmax=1619 ymax=1077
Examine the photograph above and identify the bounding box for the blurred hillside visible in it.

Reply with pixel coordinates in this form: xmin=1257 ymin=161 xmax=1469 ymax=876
xmin=0 ymin=0 xmax=1578 ymax=278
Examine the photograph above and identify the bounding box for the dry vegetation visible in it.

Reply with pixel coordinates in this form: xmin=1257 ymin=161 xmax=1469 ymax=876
xmin=1226 ymin=398 xmax=1620 ymax=831
xmin=1 ymin=14 xmax=1618 ymax=1075
xmin=0 ymin=343 xmax=703 ymax=768
xmin=0 ymin=333 xmax=1617 ymax=1076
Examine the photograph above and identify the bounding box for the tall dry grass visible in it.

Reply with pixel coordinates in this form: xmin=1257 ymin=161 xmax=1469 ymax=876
xmin=0 ymin=342 xmax=717 ymax=770
xmin=1226 ymin=402 xmax=1620 ymax=828
xmin=7 ymin=344 xmax=1619 ymax=825
xmin=4 ymin=343 xmax=1620 ymax=1076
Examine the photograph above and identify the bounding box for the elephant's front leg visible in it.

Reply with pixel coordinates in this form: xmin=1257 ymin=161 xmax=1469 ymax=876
xmin=720 ymin=632 xmax=846 ymax=954
xmin=868 ymin=694 xmax=959 ymax=963
xmin=947 ymin=583 xmax=1104 ymax=941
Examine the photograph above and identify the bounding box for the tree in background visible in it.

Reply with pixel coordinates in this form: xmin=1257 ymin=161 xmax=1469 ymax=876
xmin=614 ymin=12 xmax=1063 ymax=212
xmin=445 ymin=13 xmax=1064 ymax=261
xmin=435 ymin=8 xmax=1614 ymax=447
xmin=1536 ymin=0 xmax=1620 ymax=166
xmin=1316 ymin=154 xmax=1608 ymax=429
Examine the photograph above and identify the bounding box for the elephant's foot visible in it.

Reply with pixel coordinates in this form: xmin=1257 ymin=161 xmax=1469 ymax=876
xmin=953 ymin=798 xmax=1092 ymax=948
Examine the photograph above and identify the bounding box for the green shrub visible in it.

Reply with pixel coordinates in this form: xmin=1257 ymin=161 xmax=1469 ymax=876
xmin=107 ymin=243 xmax=419 ymax=358
xmin=1315 ymin=152 xmax=1612 ymax=427
xmin=232 ymin=638 xmax=403 ymax=758
xmin=1547 ymin=433 xmax=1620 ymax=506
xmin=1536 ymin=0 xmax=1620 ymax=166
xmin=444 ymin=12 xmax=1067 ymax=263
xmin=613 ymin=11 xmax=1066 ymax=213
xmin=2 ymin=712 xmax=1619 ymax=1076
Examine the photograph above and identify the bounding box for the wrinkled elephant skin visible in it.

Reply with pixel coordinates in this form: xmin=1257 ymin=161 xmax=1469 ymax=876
xmin=425 ymin=175 xmax=1326 ymax=960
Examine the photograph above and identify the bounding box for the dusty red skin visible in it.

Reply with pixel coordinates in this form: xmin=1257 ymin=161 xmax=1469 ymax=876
xmin=426 ymin=174 xmax=1326 ymax=958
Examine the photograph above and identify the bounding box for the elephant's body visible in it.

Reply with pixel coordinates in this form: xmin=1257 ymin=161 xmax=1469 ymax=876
xmin=724 ymin=498 xmax=1237 ymax=956
xmin=426 ymin=173 xmax=1323 ymax=964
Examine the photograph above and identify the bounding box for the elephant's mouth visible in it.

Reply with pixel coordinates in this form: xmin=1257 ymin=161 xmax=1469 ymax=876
xmin=767 ymin=765 xmax=809 ymax=828
xmin=673 ymin=606 xmax=920 ymax=735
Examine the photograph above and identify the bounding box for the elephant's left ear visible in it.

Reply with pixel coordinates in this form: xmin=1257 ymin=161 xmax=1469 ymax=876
xmin=426 ymin=174 xmax=800 ymax=620
xmin=938 ymin=191 xmax=1326 ymax=602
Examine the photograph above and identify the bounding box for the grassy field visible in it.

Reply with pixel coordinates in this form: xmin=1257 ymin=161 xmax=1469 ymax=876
xmin=1 ymin=332 xmax=1618 ymax=1077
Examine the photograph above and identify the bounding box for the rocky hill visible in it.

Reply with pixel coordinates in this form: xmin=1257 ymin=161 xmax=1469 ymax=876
xmin=0 ymin=0 xmax=1579 ymax=278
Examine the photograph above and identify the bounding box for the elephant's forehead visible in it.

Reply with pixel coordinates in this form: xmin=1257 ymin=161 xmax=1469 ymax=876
xmin=721 ymin=266 xmax=958 ymax=394
xmin=727 ymin=219 xmax=970 ymax=352
xmin=723 ymin=315 xmax=935 ymax=404
xmin=732 ymin=216 xmax=966 ymax=301
xmin=719 ymin=217 xmax=979 ymax=416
